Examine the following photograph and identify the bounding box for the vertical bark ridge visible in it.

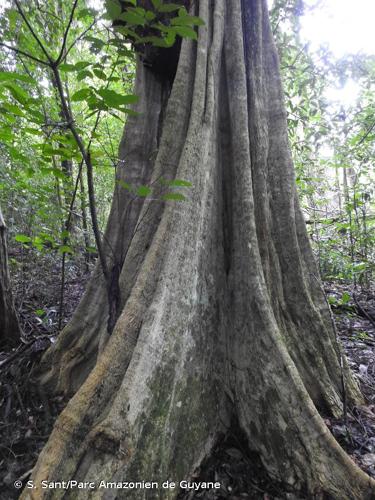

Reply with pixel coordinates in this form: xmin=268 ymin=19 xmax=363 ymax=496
xmin=241 ymin=0 xmax=361 ymax=413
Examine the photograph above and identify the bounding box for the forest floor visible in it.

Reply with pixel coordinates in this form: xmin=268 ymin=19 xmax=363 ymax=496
xmin=1 ymin=257 xmax=375 ymax=499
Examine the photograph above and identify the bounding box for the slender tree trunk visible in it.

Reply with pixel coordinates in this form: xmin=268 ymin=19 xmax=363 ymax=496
xmin=0 ymin=207 xmax=20 ymax=348
xmin=79 ymin=170 xmax=91 ymax=271
xmin=26 ymin=1 xmax=375 ymax=498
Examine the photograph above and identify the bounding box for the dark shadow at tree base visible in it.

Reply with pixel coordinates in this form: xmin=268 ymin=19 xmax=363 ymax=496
xmin=177 ymin=419 xmax=310 ymax=500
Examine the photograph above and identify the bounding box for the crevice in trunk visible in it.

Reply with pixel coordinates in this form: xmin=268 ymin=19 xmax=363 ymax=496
xmin=176 ymin=417 xmax=299 ymax=500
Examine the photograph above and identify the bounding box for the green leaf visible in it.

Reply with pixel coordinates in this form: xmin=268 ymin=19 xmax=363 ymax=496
xmin=122 ymin=108 xmax=140 ymax=116
xmin=171 ymin=15 xmax=204 ymax=26
xmin=2 ymin=113 xmax=17 ymax=124
xmin=0 ymin=126 xmax=13 ymax=141
xmin=93 ymin=68 xmax=107 ymax=80
xmin=140 ymin=34 xmax=175 ymax=48
xmin=59 ymin=245 xmax=74 ymax=255
xmin=327 ymin=296 xmax=337 ymax=305
xmin=145 ymin=11 xmax=156 ymax=21
xmin=168 ymin=179 xmax=192 ymax=187
xmin=117 ymin=179 xmax=132 ymax=190
xmin=86 ymin=95 xmax=107 ymax=111
xmin=353 ymin=263 xmax=367 ymax=272
xmin=0 ymin=71 xmax=35 ymax=83
xmin=59 ymin=63 xmax=77 ymax=72
xmin=2 ymin=102 xmax=25 ymax=116
xmin=35 ymin=309 xmax=46 ymax=317
xmin=157 ymin=3 xmax=181 ymax=12
xmin=77 ymin=8 xmax=96 ymax=19
xmin=24 ymin=127 xmax=43 ymax=136
xmin=7 ymin=9 xmax=19 ymax=32
xmin=77 ymin=70 xmax=93 ymax=81
xmin=85 ymin=36 xmax=105 ymax=50
xmin=162 ymin=193 xmax=186 ymax=201
xmin=15 ymin=234 xmax=32 ymax=243
xmin=28 ymin=108 xmax=45 ymax=124
xmin=3 ymin=82 xmax=30 ymax=105
xmin=74 ymin=61 xmax=92 ymax=71
xmin=172 ymin=25 xmax=197 ymax=39
xmin=114 ymin=26 xmax=141 ymax=41
xmin=97 ymin=88 xmax=138 ymax=107
xmin=119 ymin=10 xmax=146 ymax=26
xmin=105 ymin=0 xmax=122 ymax=19
xmin=340 ymin=292 xmax=351 ymax=304
xmin=40 ymin=167 xmax=68 ymax=179
xmin=137 ymin=185 xmax=152 ymax=197
xmin=71 ymin=88 xmax=92 ymax=102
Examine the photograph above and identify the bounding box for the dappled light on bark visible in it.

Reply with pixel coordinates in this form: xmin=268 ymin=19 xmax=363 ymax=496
xmin=25 ymin=0 xmax=375 ymax=498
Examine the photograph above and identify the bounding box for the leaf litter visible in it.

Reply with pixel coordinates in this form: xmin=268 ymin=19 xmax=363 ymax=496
xmin=1 ymin=277 xmax=375 ymax=499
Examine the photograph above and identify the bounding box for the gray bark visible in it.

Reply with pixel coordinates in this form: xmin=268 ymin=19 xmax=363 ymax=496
xmin=25 ymin=1 xmax=375 ymax=498
xmin=0 ymin=207 xmax=20 ymax=347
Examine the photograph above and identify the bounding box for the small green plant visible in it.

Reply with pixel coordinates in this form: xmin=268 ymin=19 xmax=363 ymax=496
xmin=350 ymin=331 xmax=370 ymax=341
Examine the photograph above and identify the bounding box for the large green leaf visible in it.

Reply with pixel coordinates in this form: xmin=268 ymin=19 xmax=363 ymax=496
xmin=97 ymin=88 xmax=138 ymax=107
xmin=93 ymin=68 xmax=107 ymax=80
xmin=0 ymin=71 xmax=35 ymax=84
xmin=172 ymin=26 xmax=197 ymax=40
xmin=171 ymin=15 xmax=204 ymax=26
xmin=119 ymin=10 xmax=146 ymax=26
xmin=162 ymin=193 xmax=186 ymax=201
xmin=105 ymin=0 xmax=122 ymax=19
xmin=77 ymin=70 xmax=93 ymax=81
xmin=137 ymin=185 xmax=151 ymax=197
xmin=15 ymin=234 xmax=32 ymax=243
xmin=3 ymin=82 xmax=31 ymax=105
xmin=59 ymin=63 xmax=77 ymax=72
xmin=71 ymin=88 xmax=92 ymax=102
xmin=157 ymin=3 xmax=181 ymax=12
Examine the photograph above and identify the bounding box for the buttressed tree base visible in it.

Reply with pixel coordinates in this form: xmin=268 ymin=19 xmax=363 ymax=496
xmin=23 ymin=0 xmax=375 ymax=498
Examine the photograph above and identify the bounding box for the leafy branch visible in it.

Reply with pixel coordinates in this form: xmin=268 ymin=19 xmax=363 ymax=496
xmin=12 ymin=0 xmax=111 ymax=285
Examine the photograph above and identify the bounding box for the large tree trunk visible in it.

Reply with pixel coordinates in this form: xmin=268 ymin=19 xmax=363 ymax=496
xmin=25 ymin=0 xmax=375 ymax=498
xmin=0 ymin=206 xmax=20 ymax=348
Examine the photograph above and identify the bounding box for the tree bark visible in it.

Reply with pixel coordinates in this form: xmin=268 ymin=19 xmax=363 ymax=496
xmin=25 ymin=1 xmax=375 ymax=498
xmin=0 ymin=206 xmax=20 ymax=348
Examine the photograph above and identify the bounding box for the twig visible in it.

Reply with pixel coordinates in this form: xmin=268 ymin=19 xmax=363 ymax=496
xmin=353 ymin=294 xmax=375 ymax=330
xmin=0 ymin=335 xmax=53 ymax=369
xmin=17 ymin=469 xmax=33 ymax=482
xmin=0 ymin=42 xmax=49 ymax=66
xmin=55 ymin=0 xmax=80 ymax=66
xmin=63 ymin=20 xmax=96 ymax=62
xmin=14 ymin=0 xmax=53 ymax=63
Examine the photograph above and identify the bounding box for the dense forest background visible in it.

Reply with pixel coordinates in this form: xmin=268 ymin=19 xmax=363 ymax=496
xmin=0 ymin=0 xmax=374 ymax=496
